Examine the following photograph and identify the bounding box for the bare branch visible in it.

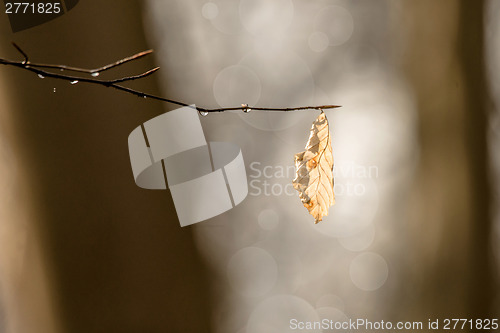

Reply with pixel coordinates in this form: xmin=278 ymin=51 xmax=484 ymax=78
xmin=0 ymin=44 xmax=342 ymax=113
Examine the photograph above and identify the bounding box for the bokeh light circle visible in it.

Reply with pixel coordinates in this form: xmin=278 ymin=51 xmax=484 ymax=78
xmin=207 ymin=0 xmax=244 ymax=35
xmin=202 ymin=2 xmax=219 ymax=20
xmin=213 ymin=65 xmax=262 ymax=108
xmin=349 ymin=252 xmax=388 ymax=291
xmin=227 ymin=247 xmax=278 ymax=297
xmin=314 ymin=6 xmax=354 ymax=46
xmin=308 ymin=31 xmax=329 ymax=52
xmin=237 ymin=51 xmax=315 ymax=131
xmin=258 ymin=209 xmax=280 ymax=230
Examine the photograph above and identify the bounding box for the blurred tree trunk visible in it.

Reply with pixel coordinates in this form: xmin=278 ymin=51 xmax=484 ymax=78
xmin=400 ymin=0 xmax=494 ymax=322
xmin=458 ymin=0 xmax=494 ymax=318
xmin=0 ymin=2 xmax=212 ymax=332
xmin=0 ymin=47 xmax=60 ymax=333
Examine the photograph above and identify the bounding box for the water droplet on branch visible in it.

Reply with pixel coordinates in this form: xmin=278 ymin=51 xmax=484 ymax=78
xmin=38 ymin=74 xmax=44 ymax=79
xmin=242 ymin=104 xmax=251 ymax=113
xmin=53 ymin=88 xmax=56 ymax=93
xmin=199 ymin=110 xmax=209 ymax=117
xmin=70 ymin=80 xmax=79 ymax=85
xmin=91 ymin=72 xmax=100 ymax=77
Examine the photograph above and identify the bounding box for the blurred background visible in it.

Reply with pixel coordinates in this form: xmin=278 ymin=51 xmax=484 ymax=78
xmin=0 ymin=0 xmax=498 ymax=332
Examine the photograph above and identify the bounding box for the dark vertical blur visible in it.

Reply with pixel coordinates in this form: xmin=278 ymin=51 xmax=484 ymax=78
xmin=458 ymin=0 xmax=494 ymax=317
xmin=399 ymin=0 xmax=495 ymax=323
xmin=0 ymin=1 xmax=211 ymax=332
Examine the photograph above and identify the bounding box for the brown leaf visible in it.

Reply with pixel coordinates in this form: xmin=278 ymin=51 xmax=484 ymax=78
xmin=292 ymin=111 xmax=335 ymax=223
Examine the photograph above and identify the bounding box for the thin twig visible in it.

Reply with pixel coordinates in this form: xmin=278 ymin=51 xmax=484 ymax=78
xmin=107 ymin=67 xmax=160 ymax=84
xmin=12 ymin=42 xmax=28 ymax=64
xmin=18 ymin=47 xmax=154 ymax=75
xmin=0 ymin=44 xmax=342 ymax=112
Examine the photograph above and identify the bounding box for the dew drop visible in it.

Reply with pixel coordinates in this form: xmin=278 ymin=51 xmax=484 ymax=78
xmin=199 ymin=110 xmax=209 ymax=117
xmin=241 ymin=103 xmax=251 ymax=113
xmin=70 ymin=80 xmax=79 ymax=85
xmin=91 ymin=72 xmax=100 ymax=77
xmin=53 ymin=88 xmax=56 ymax=93
xmin=143 ymin=95 xmax=147 ymax=99
xmin=60 ymin=68 xmax=64 ymax=72
xmin=38 ymin=74 xmax=45 ymax=79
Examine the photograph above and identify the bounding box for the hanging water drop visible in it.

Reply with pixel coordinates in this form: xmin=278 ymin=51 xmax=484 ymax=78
xmin=38 ymin=74 xmax=44 ymax=79
xmin=70 ymin=80 xmax=79 ymax=85
xmin=91 ymin=72 xmax=100 ymax=77
xmin=199 ymin=110 xmax=209 ymax=117
xmin=242 ymin=104 xmax=251 ymax=113
xmin=53 ymin=88 xmax=56 ymax=93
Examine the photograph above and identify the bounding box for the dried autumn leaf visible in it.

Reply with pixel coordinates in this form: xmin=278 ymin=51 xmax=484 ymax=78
xmin=292 ymin=111 xmax=335 ymax=223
